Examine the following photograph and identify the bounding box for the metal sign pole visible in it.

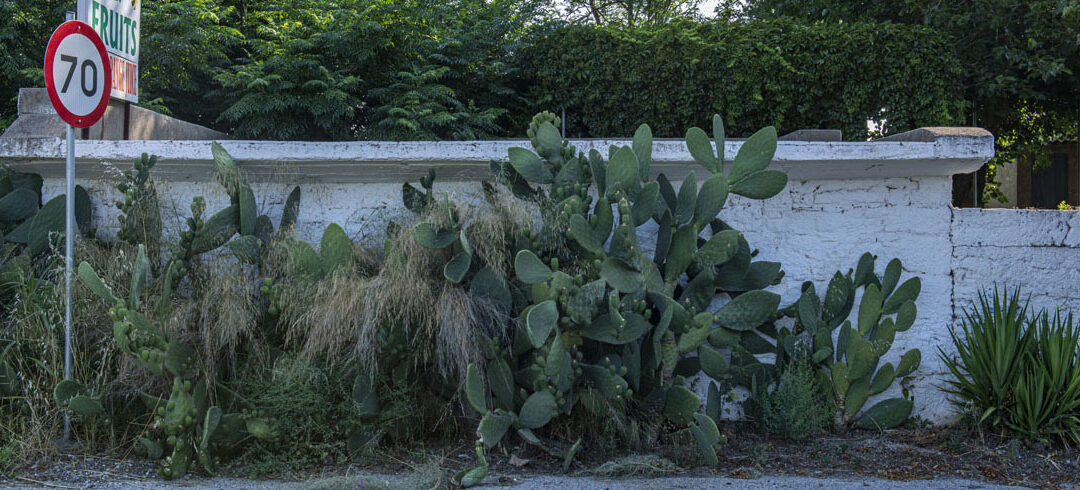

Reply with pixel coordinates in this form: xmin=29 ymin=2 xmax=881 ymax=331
xmin=63 ymin=124 xmax=74 ymax=443
xmin=61 ymin=9 xmax=75 ymax=445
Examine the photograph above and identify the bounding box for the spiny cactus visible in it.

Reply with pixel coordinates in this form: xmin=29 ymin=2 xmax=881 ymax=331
xmin=54 ymin=379 xmax=105 ymax=416
xmin=446 ymin=113 xmax=788 ymax=485
xmin=0 ymin=169 xmax=92 ymax=259
xmin=766 ymin=253 xmax=922 ymax=430
xmin=171 ymin=143 xmax=299 ymax=269
xmin=117 ymin=153 xmax=163 ymax=262
xmin=75 ymin=245 xmax=272 ymax=479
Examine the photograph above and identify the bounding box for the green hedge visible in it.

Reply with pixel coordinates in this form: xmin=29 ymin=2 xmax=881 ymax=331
xmin=518 ymin=20 xmax=967 ymax=139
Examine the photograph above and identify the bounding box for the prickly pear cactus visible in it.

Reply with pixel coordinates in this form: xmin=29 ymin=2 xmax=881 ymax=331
xmin=766 ymin=253 xmax=922 ymax=430
xmin=0 ymin=168 xmax=92 ymax=262
xmin=446 ymin=112 xmax=788 ymax=484
xmin=75 ymin=244 xmax=272 ymax=479
xmin=116 ymin=153 xmax=163 ymax=262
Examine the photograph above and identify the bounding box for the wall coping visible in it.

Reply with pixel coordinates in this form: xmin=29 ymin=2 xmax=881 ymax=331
xmin=0 ymin=127 xmax=994 ymax=183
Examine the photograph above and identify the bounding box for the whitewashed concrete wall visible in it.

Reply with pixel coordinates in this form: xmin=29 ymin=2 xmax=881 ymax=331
xmin=952 ymin=208 xmax=1080 ymax=318
xmin=1 ymin=128 xmax=1003 ymax=423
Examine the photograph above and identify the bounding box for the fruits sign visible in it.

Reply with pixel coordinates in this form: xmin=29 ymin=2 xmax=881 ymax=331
xmin=77 ymin=0 xmax=140 ymax=103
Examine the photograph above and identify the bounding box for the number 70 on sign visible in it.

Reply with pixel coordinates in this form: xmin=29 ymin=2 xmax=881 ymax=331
xmin=44 ymin=20 xmax=111 ymax=128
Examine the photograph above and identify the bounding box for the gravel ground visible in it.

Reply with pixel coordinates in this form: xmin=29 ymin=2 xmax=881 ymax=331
xmin=0 ymin=474 xmax=1035 ymax=490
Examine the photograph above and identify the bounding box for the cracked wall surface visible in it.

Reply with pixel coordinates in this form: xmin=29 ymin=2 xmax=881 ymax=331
xmin=951 ymin=208 xmax=1080 ymax=320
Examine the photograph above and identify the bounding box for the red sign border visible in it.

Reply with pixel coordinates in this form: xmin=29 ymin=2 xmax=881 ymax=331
xmin=44 ymin=21 xmax=111 ymax=128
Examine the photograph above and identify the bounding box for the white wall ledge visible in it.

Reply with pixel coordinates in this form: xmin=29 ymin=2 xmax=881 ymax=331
xmin=0 ymin=127 xmax=994 ymax=183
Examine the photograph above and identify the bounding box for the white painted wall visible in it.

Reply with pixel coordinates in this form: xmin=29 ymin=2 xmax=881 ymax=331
xmin=952 ymin=208 xmax=1080 ymax=317
xmin=4 ymin=129 xmax=1016 ymax=424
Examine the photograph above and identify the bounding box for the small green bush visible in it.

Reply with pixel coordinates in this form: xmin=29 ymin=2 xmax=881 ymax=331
xmin=756 ymin=360 xmax=833 ymax=440
xmin=941 ymin=287 xmax=1080 ymax=444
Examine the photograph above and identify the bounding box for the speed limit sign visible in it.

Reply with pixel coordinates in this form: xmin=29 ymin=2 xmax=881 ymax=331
xmin=44 ymin=21 xmax=111 ymax=128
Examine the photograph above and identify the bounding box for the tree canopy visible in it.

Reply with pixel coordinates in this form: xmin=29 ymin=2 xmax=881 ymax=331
xmin=724 ymin=0 xmax=1080 ymax=201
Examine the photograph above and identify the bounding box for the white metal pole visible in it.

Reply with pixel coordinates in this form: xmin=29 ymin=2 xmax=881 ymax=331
xmin=62 ymin=10 xmax=76 ymax=445
xmin=63 ymin=124 xmax=74 ymax=443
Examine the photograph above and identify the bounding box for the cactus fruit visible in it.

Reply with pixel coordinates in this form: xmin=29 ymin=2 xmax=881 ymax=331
xmin=75 ymin=245 xmax=262 ymax=480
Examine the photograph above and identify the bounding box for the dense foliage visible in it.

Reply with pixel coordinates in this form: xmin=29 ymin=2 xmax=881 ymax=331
xmin=1 ymin=113 xmax=931 ymax=482
xmin=2 ymin=0 xmax=964 ymax=142
xmin=727 ymin=0 xmax=1080 ymax=200
xmin=519 ymin=19 xmax=965 ymax=139
xmin=941 ymin=287 xmax=1080 ymax=444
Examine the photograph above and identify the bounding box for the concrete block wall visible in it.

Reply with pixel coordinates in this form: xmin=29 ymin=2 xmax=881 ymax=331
xmin=1 ymin=88 xmax=225 ymax=141
xmin=951 ymin=208 xmax=1080 ymax=318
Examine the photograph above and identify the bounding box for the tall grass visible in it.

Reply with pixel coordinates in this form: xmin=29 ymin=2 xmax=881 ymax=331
xmin=0 ymin=242 xmax=133 ymax=462
xmin=279 ymin=195 xmax=526 ymax=381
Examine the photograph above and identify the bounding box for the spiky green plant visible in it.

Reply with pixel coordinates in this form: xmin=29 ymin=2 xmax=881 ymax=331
xmin=939 ymin=287 xmax=1031 ymax=431
xmin=75 ymin=246 xmax=274 ymax=479
xmin=942 ymin=288 xmax=1080 ymax=444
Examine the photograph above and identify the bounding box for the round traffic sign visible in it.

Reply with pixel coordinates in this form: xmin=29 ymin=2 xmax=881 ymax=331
xmin=44 ymin=21 xmax=111 ymax=128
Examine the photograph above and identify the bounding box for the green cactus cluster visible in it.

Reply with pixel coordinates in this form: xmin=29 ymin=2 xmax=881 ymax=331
xmin=0 ymin=169 xmax=93 ymax=295
xmin=74 ymin=244 xmax=273 ymax=479
xmin=156 ymin=143 xmax=301 ymax=321
xmin=767 ymin=253 xmax=923 ymax=430
xmin=175 ymin=142 xmax=298 ymax=267
xmin=433 ymin=113 xmax=791 ymax=483
xmin=116 ymin=153 xmax=163 ymax=261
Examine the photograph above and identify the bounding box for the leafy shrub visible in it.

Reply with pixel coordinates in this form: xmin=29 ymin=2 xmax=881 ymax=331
xmin=756 ymin=360 xmax=833 ymax=440
xmin=518 ymin=19 xmax=964 ymax=139
xmin=941 ymin=287 xmax=1080 ymax=444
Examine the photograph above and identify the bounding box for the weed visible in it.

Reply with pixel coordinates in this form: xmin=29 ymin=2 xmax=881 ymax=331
xmin=945 ymin=431 xmax=966 ymax=453
xmin=0 ymin=441 xmax=15 ymax=473
xmin=577 ymin=454 xmax=680 ymax=478
xmin=756 ymin=360 xmax=833 ymax=440
xmin=300 ymin=463 xmax=449 ymax=490
xmin=749 ymin=443 xmax=773 ymax=467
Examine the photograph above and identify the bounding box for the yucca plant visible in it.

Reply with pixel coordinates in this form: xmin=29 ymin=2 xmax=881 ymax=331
xmin=939 ymin=287 xmax=1031 ymax=431
xmin=942 ymin=287 xmax=1080 ymax=445
xmin=1010 ymin=311 xmax=1080 ymax=444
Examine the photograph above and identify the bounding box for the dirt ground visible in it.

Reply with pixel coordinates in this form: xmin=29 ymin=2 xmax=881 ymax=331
xmin=2 ymin=426 xmax=1078 ymax=489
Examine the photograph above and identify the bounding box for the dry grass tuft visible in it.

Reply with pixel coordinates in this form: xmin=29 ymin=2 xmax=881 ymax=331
xmin=172 ymin=260 xmax=261 ymax=383
xmin=279 ymin=193 xmax=527 ymax=381
xmin=281 ymin=270 xmax=372 ymax=365
xmin=0 ymin=240 xmax=136 ymax=465
xmin=578 ymin=454 xmax=681 ymax=478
